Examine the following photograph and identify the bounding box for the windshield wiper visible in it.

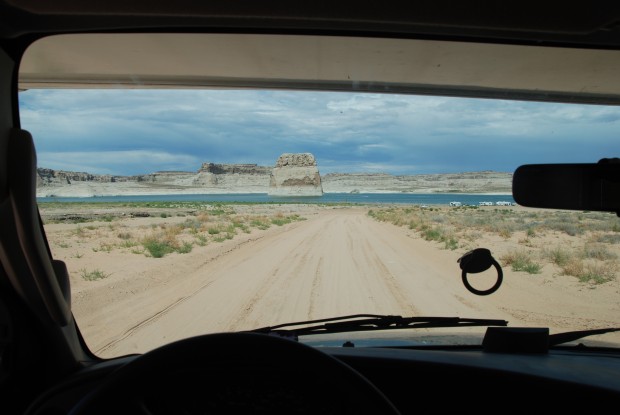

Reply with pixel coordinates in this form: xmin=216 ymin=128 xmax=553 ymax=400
xmin=249 ymin=314 xmax=508 ymax=337
xmin=550 ymin=327 xmax=620 ymax=347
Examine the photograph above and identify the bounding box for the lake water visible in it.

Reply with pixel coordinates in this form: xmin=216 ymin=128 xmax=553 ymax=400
xmin=37 ymin=193 xmax=515 ymax=206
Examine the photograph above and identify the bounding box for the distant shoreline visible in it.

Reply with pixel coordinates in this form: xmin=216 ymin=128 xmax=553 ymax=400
xmin=36 ymin=192 xmax=516 ymax=206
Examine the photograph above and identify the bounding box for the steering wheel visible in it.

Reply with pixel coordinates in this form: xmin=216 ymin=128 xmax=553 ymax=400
xmin=69 ymin=332 xmax=400 ymax=414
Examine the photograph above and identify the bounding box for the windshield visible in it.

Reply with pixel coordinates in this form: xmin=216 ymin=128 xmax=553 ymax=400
xmin=18 ymin=38 xmax=620 ymax=358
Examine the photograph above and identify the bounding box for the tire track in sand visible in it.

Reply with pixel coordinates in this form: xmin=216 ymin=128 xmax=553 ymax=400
xmin=226 ymin=215 xmax=330 ymax=330
xmin=96 ymin=280 xmax=215 ymax=354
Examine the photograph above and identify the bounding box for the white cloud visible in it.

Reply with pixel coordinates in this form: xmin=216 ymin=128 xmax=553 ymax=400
xmin=19 ymin=89 xmax=620 ymax=176
xmin=38 ymin=150 xmax=200 ymax=175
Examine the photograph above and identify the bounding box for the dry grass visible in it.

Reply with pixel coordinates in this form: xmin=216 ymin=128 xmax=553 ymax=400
xmin=45 ymin=204 xmax=307 ymax=259
xmin=369 ymin=206 xmax=620 ymax=284
xmin=80 ymin=268 xmax=110 ymax=281
xmin=500 ymin=250 xmax=542 ymax=274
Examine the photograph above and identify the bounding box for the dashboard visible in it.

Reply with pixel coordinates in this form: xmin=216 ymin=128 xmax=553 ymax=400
xmin=25 ymin=342 xmax=620 ymax=414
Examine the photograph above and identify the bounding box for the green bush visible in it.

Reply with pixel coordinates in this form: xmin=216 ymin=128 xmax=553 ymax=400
xmin=177 ymin=242 xmax=193 ymax=254
xmin=501 ymin=250 xmax=542 ymax=274
xmin=271 ymin=218 xmax=291 ymax=226
xmin=444 ymin=237 xmax=458 ymax=250
xmin=142 ymin=238 xmax=176 ymax=258
xmin=422 ymin=228 xmax=442 ymax=241
xmin=250 ymin=219 xmax=270 ymax=230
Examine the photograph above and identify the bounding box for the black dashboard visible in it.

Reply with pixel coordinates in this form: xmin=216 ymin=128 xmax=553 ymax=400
xmin=25 ymin=343 xmax=620 ymax=415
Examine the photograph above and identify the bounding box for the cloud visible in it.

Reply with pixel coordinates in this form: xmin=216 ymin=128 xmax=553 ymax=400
xmin=38 ymin=150 xmax=200 ymax=175
xmin=18 ymin=89 xmax=620 ymax=176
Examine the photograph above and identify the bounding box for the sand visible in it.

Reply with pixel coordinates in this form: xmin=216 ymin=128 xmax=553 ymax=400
xmin=40 ymin=204 xmax=620 ymax=358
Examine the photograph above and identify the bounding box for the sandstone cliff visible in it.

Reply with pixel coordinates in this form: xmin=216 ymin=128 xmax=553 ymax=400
xmin=321 ymin=171 xmax=512 ymax=193
xmin=268 ymin=153 xmax=323 ymax=196
xmin=35 ymin=158 xmax=513 ymax=197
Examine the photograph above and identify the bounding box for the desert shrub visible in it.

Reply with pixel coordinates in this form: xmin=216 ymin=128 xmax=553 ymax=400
xmin=209 ymin=208 xmax=228 ymax=215
xmin=582 ymin=244 xmax=617 ymax=261
xmin=181 ymin=219 xmax=202 ymax=231
xmin=544 ymin=218 xmax=582 ymax=236
xmin=583 ymin=213 xmax=620 ymax=232
xmin=561 ymin=259 xmax=617 ymax=284
xmin=461 ymin=215 xmax=492 ymax=227
xmin=444 ymin=237 xmax=458 ymax=250
xmin=498 ymin=227 xmax=512 ymax=239
xmin=490 ymin=222 xmax=516 ymax=238
xmin=368 ymin=208 xmax=412 ymax=226
xmin=80 ymin=268 xmax=109 ymax=281
xmin=544 ymin=246 xmax=572 ymax=267
xmin=95 ymin=243 xmax=114 ymax=253
xmin=197 ymin=213 xmax=210 ymax=222
xmin=117 ymin=232 xmax=132 ymax=240
xmin=232 ymin=221 xmax=251 ymax=233
xmin=232 ymin=217 xmax=245 ymax=227
xmin=119 ymin=240 xmax=137 ymax=248
xmin=177 ymin=242 xmax=193 ymax=254
xmin=142 ymin=237 xmax=176 ymax=258
xmin=501 ymin=250 xmax=542 ymax=274
xmin=272 ymin=217 xmax=292 ymax=226
xmin=422 ymin=228 xmax=443 ymax=241
xmin=250 ymin=218 xmax=270 ymax=230
xmin=72 ymin=226 xmax=87 ymax=237
xmin=594 ymin=234 xmax=620 ymax=244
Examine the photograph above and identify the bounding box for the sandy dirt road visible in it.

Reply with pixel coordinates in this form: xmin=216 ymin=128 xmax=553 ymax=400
xmin=69 ymin=207 xmax=619 ymax=357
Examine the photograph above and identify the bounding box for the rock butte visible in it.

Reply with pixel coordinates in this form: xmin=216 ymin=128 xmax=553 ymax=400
xmin=269 ymin=153 xmax=323 ymax=196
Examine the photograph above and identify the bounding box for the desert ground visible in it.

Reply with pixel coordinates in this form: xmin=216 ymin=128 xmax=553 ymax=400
xmin=39 ymin=202 xmax=620 ymax=358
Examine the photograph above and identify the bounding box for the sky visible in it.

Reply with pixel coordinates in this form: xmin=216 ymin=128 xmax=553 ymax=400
xmin=18 ymin=89 xmax=620 ymax=176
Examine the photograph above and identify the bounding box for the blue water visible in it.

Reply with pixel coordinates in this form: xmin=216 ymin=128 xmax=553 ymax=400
xmin=37 ymin=193 xmax=515 ymax=205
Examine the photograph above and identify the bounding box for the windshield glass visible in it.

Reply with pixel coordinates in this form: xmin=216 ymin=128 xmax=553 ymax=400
xmin=19 ymin=45 xmax=620 ymax=358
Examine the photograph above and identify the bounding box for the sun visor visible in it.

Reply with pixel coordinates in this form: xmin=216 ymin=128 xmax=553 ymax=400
xmin=18 ymin=33 xmax=620 ymax=105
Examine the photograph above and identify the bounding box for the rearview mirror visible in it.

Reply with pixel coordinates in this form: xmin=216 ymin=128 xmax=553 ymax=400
xmin=512 ymin=160 xmax=620 ymax=215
